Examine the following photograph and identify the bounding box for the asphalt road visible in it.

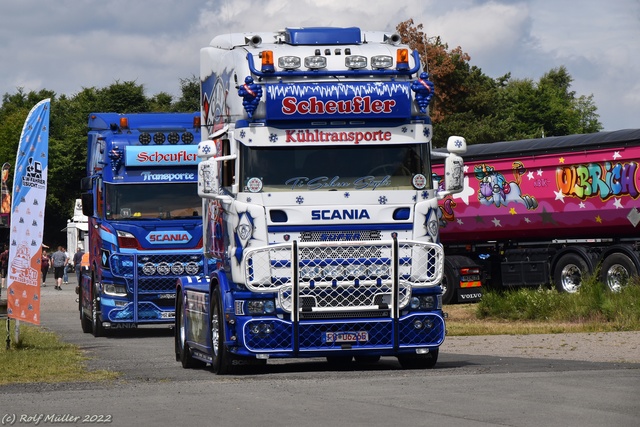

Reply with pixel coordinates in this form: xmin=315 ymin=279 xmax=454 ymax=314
xmin=1 ymin=279 xmax=639 ymax=427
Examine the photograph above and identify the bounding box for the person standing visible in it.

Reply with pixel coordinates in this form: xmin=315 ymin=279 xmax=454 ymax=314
xmin=51 ymin=246 xmax=68 ymax=291
xmin=62 ymin=247 xmax=70 ymax=284
xmin=0 ymin=244 xmax=8 ymax=291
xmin=72 ymin=247 xmax=84 ymax=285
xmin=41 ymin=249 xmax=50 ymax=286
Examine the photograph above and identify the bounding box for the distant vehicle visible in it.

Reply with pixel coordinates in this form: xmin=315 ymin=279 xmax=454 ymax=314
xmin=433 ymin=129 xmax=640 ymax=294
xmin=79 ymin=112 xmax=209 ymax=336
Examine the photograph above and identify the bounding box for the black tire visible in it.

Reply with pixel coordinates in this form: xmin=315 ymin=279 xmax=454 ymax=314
xmin=398 ymin=348 xmax=439 ymax=369
xmin=175 ymin=293 xmax=205 ymax=369
xmin=354 ymin=355 xmax=381 ymax=364
xmin=80 ymin=286 xmax=92 ymax=334
xmin=600 ymin=253 xmax=638 ymax=292
xmin=91 ymin=280 xmax=104 ymax=338
xmin=554 ymin=253 xmax=589 ymax=293
xmin=210 ymin=288 xmax=236 ymax=374
xmin=441 ymin=264 xmax=456 ymax=305
xmin=326 ymin=356 xmax=353 ymax=367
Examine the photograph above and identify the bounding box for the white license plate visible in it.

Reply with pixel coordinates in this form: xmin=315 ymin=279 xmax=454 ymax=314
xmin=161 ymin=311 xmax=175 ymax=319
xmin=324 ymin=331 xmax=368 ymax=343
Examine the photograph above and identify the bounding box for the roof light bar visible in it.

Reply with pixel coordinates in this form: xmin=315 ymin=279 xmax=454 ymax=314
xmin=278 ymin=56 xmax=301 ymax=70
xmin=304 ymin=56 xmax=327 ymax=69
xmin=371 ymin=55 xmax=393 ymax=69
xmin=345 ymin=55 xmax=367 ymax=69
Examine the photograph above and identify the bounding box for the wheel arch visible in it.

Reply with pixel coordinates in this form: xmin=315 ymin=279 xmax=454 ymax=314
xmin=598 ymin=244 xmax=640 ymax=271
xmin=550 ymin=246 xmax=596 ymax=275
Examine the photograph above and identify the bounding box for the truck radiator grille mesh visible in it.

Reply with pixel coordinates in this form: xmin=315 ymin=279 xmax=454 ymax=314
xmin=243 ymin=240 xmax=443 ymax=313
xmin=298 ymin=230 xmax=381 ymax=242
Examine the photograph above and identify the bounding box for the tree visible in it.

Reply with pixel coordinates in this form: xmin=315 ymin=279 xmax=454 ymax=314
xmin=0 ymin=80 xmax=177 ymax=247
xmin=396 ymin=20 xmax=602 ymax=146
xmin=171 ymin=76 xmax=200 ymax=113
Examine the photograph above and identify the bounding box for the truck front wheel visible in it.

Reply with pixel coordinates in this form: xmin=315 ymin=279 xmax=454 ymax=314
xmin=91 ymin=281 xmax=104 ymax=337
xmin=600 ymin=253 xmax=637 ymax=293
xmin=210 ymin=289 xmax=236 ymax=374
xmin=554 ymin=254 xmax=589 ymax=293
xmin=80 ymin=286 xmax=92 ymax=334
xmin=441 ymin=265 xmax=456 ymax=305
xmin=176 ymin=293 xmax=205 ymax=369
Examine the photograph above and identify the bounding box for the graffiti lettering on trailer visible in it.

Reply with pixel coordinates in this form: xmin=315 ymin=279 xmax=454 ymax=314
xmin=556 ymin=161 xmax=639 ymax=200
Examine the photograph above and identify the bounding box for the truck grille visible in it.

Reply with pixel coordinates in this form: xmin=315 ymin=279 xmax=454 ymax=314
xmin=110 ymin=253 xmax=210 ymax=294
xmin=243 ymin=240 xmax=443 ymax=313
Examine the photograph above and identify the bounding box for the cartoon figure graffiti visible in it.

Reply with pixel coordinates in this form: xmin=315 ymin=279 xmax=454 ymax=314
xmin=474 ymin=161 xmax=538 ymax=209
xmin=432 ymin=174 xmax=458 ymax=227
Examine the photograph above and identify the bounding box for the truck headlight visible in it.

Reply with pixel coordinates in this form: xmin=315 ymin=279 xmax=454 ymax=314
xmin=104 ymin=284 xmax=127 ymax=297
xmin=245 ymin=300 xmax=276 ymax=315
xmin=410 ymin=295 xmax=437 ymax=310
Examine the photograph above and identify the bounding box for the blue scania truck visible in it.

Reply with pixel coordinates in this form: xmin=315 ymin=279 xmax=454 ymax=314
xmin=175 ymin=27 xmax=467 ymax=373
xmin=79 ymin=112 xmax=213 ymax=336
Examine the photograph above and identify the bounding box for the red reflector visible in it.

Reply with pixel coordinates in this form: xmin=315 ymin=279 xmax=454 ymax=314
xmin=459 ymin=281 xmax=482 ymax=288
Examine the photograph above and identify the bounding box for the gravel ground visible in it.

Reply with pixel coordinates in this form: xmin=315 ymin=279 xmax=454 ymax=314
xmin=442 ymin=331 xmax=640 ymax=363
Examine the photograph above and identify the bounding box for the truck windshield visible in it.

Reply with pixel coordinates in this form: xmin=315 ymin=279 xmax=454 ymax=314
xmin=240 ymin=144 xmax=430 ymax=192
xmin=105 ymin=183 xmax=201 ymax=220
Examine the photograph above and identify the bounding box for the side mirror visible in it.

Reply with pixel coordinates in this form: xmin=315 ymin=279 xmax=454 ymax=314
xmin=198 ymin=158 xmax=220 ymax=198
xmin=80 ymin=192 xmax=94 ymax=217
xmin=80 ymin=177 xmax=92 ymax=191
xmin=444 ymin=154 xmax=464 ymax=194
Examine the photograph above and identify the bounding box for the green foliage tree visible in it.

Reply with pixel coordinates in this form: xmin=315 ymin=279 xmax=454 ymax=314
xmin=0 ymin=80 xmax=199 ymax=246
xmin=171 ymin=76 xmax=200 ymax=113
xmin=396 ymin=20 xmax=603 ymax=146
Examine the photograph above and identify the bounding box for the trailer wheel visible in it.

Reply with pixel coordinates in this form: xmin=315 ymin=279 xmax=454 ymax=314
xmin=600 ymin=253 xmax=637 ymax=293
xmin=554 ymin=254 xmax=589 ymax=293
xmin=441 ymin=265 xmax=456 ymax=305
xmin=175 ymin=293 xmax=205 ymax=369
xmin=80 ymin=286 xmax=92 ymax=334
xmin=91 ymin=280 xmax=104 ymax=337
xmin=397 ymin=349 xmax=439 ymax=369
xmin=210 ymin=289 xmax=236 ymax=374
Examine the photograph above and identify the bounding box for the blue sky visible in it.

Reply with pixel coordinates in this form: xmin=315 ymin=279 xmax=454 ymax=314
xmin=1 ymin=0 xmax=638 ymax=132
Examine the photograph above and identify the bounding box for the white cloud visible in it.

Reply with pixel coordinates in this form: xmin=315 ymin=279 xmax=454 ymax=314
xmin=0 ymin=0 xmax=638 ymax=130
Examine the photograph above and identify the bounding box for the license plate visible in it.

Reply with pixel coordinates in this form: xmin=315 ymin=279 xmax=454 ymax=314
xmin=462 ymin=275 xmax=480 ymax=281
xmin=161 ymin=311 xmax=175 ymax=319
xmin=324 ymin=331 xmax=368 ymax=343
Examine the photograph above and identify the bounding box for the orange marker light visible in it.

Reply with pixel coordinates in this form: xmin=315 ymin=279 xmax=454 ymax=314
xmin=396 ymin=49 xmax=409 ymax=71
xmin=261 ymin=50 xmax=275 ymax=73
xmin=119 ymin=117 xmax=129 ymax=129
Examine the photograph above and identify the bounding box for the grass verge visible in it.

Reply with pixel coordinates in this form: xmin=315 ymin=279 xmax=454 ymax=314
xmin=0 ymin=323 xmax=119 ymax=385
xmin=447 ymin=276 xmax=640 ymax=336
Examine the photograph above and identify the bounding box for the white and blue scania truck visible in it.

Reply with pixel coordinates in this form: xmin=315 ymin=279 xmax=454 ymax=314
xmin=175 ymin=27 xmax=467 ymax=373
